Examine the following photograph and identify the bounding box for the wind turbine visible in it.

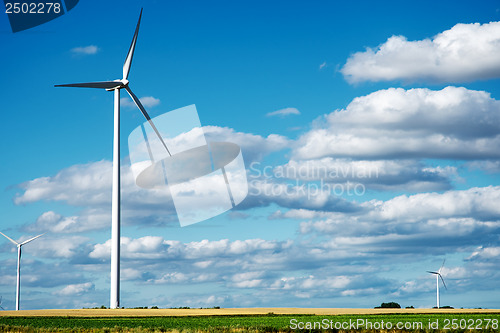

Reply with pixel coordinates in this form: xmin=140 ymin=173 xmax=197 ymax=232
xmin=55 ymin=9 xmax=171 ymax=309
xmin=0 ymin=296 xmax=5 ymax=310
xmin=0 ymin=231 xmax=44 ymax=311
xmin=427 ymin=259 xmax=447 ymax=308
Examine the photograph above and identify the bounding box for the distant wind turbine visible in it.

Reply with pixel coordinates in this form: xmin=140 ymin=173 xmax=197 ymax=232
xmin=0 ymin=231 xmax=44 ymax=311
xmin=55 ymin=9 xmax=170 ymax=309
xmin=427 ymin=259 xmax=447 ymax=308
xmin=0 ymin=296 xmax=5 ymax=310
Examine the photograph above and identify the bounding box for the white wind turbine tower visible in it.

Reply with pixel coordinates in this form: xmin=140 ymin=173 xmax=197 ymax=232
xmin=0 ymin=231 xmax=44 ymax=311
xmin=55 ymin=9 xmax=171 ymax=309
xmin=427 ymin=259 xmax=447 ymax=308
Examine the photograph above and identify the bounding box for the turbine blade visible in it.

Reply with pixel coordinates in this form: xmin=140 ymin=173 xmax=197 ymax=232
xmin=427 ymin=271 xmax=439 ymax=275
xmin=439 ymin=259 xmax=446 ymax=273
xmin=123 ymin=8 xmax=143 ymax=80
xmin=439 ymin=274 xmax=447 ymax=290
xmin=0 ymin=231 xmax=19 ymax=246
xmin=55 ymin=81 xmax=122 ymax=89
xmin=20 ymin=233 xmax=44 ymax=246
xmin=125 ymin=86 xmax=172 ymax=156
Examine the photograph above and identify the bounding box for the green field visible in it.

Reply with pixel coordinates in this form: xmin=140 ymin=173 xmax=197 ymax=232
xmin=1 ymin=313 xmax=500 ymax=332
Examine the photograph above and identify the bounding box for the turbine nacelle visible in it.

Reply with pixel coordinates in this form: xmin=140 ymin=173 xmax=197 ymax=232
xmin=105 ymin=79 xmax=129 ymax=91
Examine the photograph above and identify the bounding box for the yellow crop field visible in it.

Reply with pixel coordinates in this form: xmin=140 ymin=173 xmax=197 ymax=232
xmin=1 ymin=307 xmax=499 ymax=317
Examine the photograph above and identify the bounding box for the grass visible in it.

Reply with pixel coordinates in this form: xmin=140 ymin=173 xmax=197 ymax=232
xmin=1 ymin=313 xmax=500 ymax=332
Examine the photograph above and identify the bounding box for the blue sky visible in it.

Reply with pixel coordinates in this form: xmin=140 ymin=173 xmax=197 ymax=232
xmin=1 ymin=0 xmax=500 ymax=310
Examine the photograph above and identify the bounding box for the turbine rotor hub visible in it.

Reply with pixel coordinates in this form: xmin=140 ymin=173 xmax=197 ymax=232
xmin=105 ymin=79 xmax=129 ymax=91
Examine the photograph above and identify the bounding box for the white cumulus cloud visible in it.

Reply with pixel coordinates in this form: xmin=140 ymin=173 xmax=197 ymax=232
xmin=341 ymin=21 xmax=500 ymax=83
xmin=55 ymin=282 xmax=94 ymax=296
xmin=294 ymin=87 xmax=500 ymax=160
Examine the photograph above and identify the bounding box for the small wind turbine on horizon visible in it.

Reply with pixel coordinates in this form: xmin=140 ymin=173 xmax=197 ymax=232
xmin=0 ymin=296 xmax=5 ymax=310
xmin=55 ymin=9 xmax=171 ymax=309
xmin=0 ymin=231 xmax=44 ymax=311
xmin=427 ymin=259 xmax=447 ymax=308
